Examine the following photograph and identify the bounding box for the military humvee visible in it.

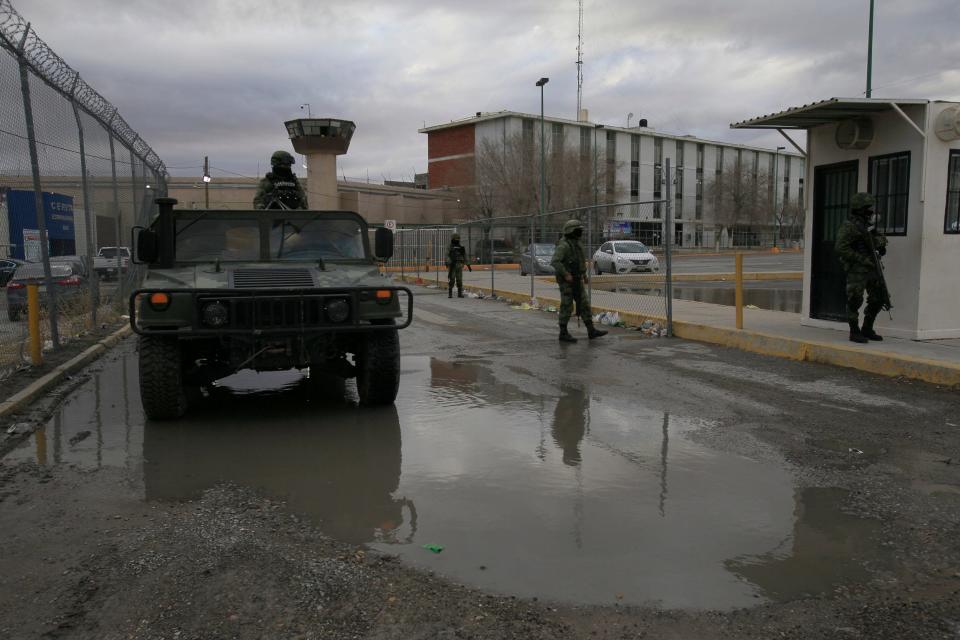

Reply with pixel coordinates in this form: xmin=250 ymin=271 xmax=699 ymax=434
xmin=129 ymin=198 xmax=411 ymax=420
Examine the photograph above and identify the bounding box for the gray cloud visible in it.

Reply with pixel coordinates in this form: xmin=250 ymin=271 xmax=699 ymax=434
xmin=18 ymin=0 xmax=960 ymax=178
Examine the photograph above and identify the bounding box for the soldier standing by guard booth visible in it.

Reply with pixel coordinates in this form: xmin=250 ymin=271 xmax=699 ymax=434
xmin=836 ymin=192 xmax=891 ymax=344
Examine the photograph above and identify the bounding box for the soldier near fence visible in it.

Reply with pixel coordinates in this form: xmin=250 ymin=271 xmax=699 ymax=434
xmin=253 ymin=150 xmax=308 ymax=210
xmin=836 ymin=192 xmax=891 ymax=343
xmin=446 ymin=233 xmax=471 ymax=298
xmin=550 ymin=219 xmax=607 ymax=343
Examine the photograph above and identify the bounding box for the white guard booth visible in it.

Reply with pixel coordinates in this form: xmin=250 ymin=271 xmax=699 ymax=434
xmin=733 ymin=98 xmax=960 ymax=340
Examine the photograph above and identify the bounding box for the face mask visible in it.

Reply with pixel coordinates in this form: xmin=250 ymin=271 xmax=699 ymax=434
xmin=572 ymin=229 xmax=583 ymax=238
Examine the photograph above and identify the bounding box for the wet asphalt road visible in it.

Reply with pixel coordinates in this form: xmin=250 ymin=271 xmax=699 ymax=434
xmin=3 ymin=285 xmax=959 ymax=623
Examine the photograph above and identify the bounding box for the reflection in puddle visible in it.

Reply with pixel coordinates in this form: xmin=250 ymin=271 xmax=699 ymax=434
xmin=9 ymin=346 xmax=892 ymax=610
xmin=727 ymin=488 xmax=887 ymax=601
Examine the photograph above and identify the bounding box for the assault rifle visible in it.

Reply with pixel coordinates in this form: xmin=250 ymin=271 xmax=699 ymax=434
xmin=862 ymin=223 xmax=893 ymax=318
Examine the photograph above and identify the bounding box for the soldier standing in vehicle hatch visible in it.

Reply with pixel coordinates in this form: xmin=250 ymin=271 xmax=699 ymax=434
xmin=551 ymin=219 xmax=607 ymax=343
xmin=446 ymin=233 xmax=471 ymax=298
xmin=253 ymin=150 xmax=308 ymax=210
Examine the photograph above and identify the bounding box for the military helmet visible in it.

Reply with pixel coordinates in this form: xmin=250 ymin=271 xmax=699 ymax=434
xmin=562 ymin=219 xmax=585 ymax=235
xmin=451 ymin=233 xmax=460 ymax=242
xmin=850 ymin=192 xmax=875 ymax=210
xmin=271 ymin=150 xmax=295 ymax=167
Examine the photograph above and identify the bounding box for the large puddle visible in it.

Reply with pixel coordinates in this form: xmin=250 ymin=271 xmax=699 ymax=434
xmin=8 ymin=347 xmax=889 ymax=609
xmin=594 ymin=281 xmax=802 ymax=313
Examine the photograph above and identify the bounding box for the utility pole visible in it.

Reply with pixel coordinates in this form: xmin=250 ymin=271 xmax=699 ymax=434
xmin=866 ymin=0 xmax=874 ymax=98
xmin=536 ymin=77 xmax=549 ymax=244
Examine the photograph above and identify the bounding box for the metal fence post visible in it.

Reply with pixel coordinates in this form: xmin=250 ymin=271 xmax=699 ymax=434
xmin=108 ymin=134 xmax=122 ymax=305
xmin=489 ymin=225 xmax=494 ymax=297
xmin=71 ymin=86 xmax=98 ymax=328
xmin=529 ymin=212 xmax=535 ymax=301
xmin=17 ymin=50 xmax=61 ymax=349
xmin=664 ymin=158 xmax=674 ymax=337
xmin=27 ymin=284 xmax=41 ymax=365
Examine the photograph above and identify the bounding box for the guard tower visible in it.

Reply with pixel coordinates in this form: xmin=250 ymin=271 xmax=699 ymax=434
xmin=284 ymin=118 xmax=356 ymax=210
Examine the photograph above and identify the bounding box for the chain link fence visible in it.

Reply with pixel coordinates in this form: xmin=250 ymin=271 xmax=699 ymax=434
xmin=0 ymin=0 xmax=167 ymax=378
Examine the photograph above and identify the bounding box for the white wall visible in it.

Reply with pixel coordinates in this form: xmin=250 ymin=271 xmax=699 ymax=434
xmin=916 ymin=101 xmax=960 ymax=338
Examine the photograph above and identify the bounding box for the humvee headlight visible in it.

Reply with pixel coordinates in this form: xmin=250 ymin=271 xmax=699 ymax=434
xmin=325 ymin=298 xmax=350 ymax=323
xmin=148 ymin=292 xmax=171 ymax=311
xmin=201 ymin=301 xmax=229 ymax=327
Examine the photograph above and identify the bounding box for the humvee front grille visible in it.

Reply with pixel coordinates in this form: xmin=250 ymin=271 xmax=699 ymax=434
xmin=198 ymin=294 xmax=347 ymax=330
xmin=231 ymin=268 xmax=315 ymax=288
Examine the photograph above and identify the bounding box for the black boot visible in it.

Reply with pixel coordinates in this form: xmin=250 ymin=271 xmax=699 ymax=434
xmin=457 ymin=287 xmax=464 ymax=298
xmin=448 ymin=285 xmax=453 ymax=299
xmin=559 ymin=323 xmax=577 ymax=343
xmin=586 ymin=322 xmax=608 ymax=339
xmin=848 ymin=320 xmax=868 ymax=344
xmin=861 ymin=316 xmax=883 ymax=341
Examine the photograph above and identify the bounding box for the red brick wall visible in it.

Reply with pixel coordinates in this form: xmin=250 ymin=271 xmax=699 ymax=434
xmin=427 ymin=125 xmax=475 ymax=188
xmin=427 ymin=124 xmax=475 ymax=160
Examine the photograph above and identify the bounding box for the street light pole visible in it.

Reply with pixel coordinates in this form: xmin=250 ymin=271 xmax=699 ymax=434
xmin=536 ymin=77 xmax=549 ymax=245
xmin=774 ymin=146 xmax=785 ymax=247
xmin=866 ymin=0 xmax=874 ymax=98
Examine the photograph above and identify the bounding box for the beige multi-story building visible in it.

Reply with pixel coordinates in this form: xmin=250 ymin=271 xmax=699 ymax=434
xmin=420 ymin=111 xmax=806 ymax=247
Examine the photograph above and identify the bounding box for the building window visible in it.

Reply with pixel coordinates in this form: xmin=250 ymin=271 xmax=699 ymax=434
xmin=715 ymin=146 xmax=724 ymax=218
xmin=868 ymin=151 xmax=910 ymax=236
xmin=630 ymin=135 xmax=640 ymax=199
xmin=551 ymin=123 xmax=564 ymax=155
xmin=696 ymin=144 xmax=704 ymax=220
xmin=653 ymin=137 xmax=663 ymax=218
xmin=606 ymin=130 xmax=616 ymax=200
xmin=946 ymin=150 xmax=960 ymax=233
xmin=768 ymin=153 xmax=775 ymax=207
xmin=798 ymin=177 xmax=804 ymax=209
xmin=675 ymin=142 xmax=684 ymax=219
xmin=580 ymin=128 xmax=591 ymax=162
xmin=522 ymin=119 xmax=534 ymax=172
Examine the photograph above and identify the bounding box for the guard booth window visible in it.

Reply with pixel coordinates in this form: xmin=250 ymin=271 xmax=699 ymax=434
xmin=868 ymin=151 xmax=910 ymax=236
xmin=945 ymin=150 xmax=960 ymax=233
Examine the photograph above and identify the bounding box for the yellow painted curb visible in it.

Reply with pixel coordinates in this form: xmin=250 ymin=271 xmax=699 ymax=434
xmin=0 ymin=324 xmax=133 ymax=418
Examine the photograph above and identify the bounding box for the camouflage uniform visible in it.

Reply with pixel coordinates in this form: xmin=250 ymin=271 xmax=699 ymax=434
xmin=835 ymin=192 xmax=889 ymax=343
xmin=446 ymin=234 xmax=470 ymax=298
xmin=253 ymin=150 xmax=308 ymax=210
xmin=550 ymin=219 xmax=606 ymax=342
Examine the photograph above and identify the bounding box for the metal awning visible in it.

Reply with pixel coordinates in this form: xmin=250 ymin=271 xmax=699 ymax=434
xmin=731 ymin=97 xmax=928 ymax=130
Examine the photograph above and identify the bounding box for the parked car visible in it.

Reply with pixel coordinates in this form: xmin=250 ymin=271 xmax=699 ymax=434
xmin=519 ymin=243 xmax=556 ymax=275
xmin=6 ymin=261 xmax=87 ymax=321
xmin=0 ymin=258 xmax=24 ymax=287
xmin=592 ymin=240 xmax=660 ymax=275
xmin=94 ymin=246 xmax=130 ymax=280
xmin=50 ymin=254 xmax=92 ymax=279
xmin=473 ymin=238 xmax=516 ymax=264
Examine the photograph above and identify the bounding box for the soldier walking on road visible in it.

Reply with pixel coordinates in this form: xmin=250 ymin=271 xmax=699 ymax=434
xmin=836 ymin=192 xmax=891 ymax=343
xmin=253 ymin=150 xmax=308 ymax=210
xmin=551 ymin=219 xmax=607 ymax=343
xmin=446 ymin=233 xmax=471 ymax=298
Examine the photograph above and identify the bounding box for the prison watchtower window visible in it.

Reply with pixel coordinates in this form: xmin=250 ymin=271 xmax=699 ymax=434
xmin=946 ymin=150 xmax=960 ymax=234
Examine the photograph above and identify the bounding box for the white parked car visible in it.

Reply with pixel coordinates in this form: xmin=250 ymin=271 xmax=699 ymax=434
xmin=592 ymin=240 xmax=659 ymax=274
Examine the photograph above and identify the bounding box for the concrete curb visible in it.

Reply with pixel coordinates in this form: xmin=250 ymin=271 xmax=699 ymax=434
xmin=400 ymin=276 xmax=960 ymax=387
xmin=0 ymin=324 xmax=133 ymax=418
xmin=592 ymin=271 xmax=802 ymax=284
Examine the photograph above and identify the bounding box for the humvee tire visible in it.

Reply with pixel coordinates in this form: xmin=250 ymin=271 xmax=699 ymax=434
xmin=139 ymin=335 xmax=188 ymax=420
xmin=355 ymin=325 xmax=400 ymax=405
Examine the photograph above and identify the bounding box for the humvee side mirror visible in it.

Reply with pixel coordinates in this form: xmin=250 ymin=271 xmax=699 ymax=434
xmin=374 ymin=227 xmax=394 ymax=261
xmin=134 ymin=227 xmax=159 ymax=264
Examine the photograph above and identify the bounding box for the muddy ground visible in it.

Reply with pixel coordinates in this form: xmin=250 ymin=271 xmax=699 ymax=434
xmin=0 ymin=289 xmax=958 ymax=639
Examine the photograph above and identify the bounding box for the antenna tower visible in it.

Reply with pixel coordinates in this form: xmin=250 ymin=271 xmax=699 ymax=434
xmin=576 ymin=0 xmax=584 ymax=118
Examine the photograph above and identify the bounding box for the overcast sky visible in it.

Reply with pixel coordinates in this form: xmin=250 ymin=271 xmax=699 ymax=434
xmin=20 ymin=0 xmax=960 ymax=181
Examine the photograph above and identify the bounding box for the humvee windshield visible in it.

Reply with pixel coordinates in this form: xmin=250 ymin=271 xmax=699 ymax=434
xmin=174 ymin=218 xmax=366 ymax=262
